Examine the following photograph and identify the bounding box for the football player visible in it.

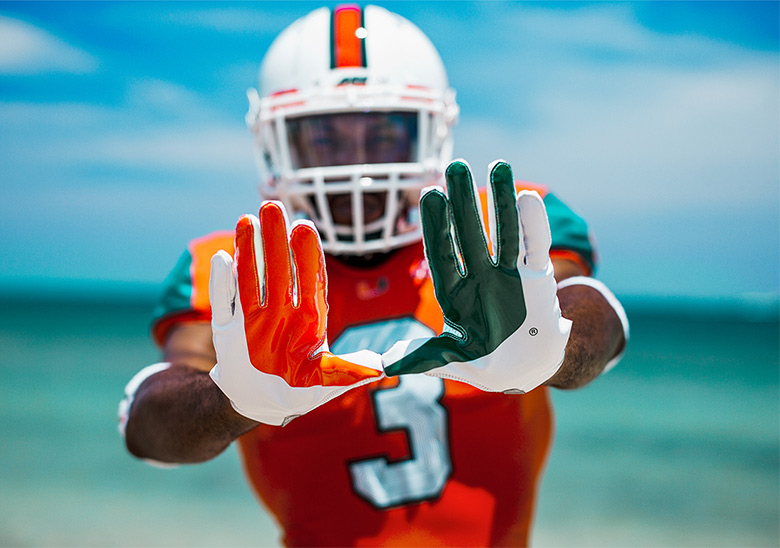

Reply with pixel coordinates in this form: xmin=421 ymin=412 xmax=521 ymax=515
xmin=119 ymin=5 xmax=628 ymax=546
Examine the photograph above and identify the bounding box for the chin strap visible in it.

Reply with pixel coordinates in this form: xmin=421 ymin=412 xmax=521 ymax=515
xmin=556 ymin=276 xmax=630 ymax=372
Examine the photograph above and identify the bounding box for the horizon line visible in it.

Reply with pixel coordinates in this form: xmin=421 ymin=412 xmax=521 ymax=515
xmin=0 ymin=279 xmax=776 ymax=322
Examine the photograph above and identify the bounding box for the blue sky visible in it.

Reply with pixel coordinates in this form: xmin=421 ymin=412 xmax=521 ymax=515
xmin=0 ymin=1 xmax=778 ymax=307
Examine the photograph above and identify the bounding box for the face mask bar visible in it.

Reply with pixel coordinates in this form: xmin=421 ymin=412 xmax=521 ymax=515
xmin=247 ymin=84 xmax=458 ymax=255
xmin=280 ymin=163 xmax=426 ymax=255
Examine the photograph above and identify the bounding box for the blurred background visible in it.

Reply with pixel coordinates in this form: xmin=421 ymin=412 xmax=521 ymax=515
xmin=1 ymin=1 xmax=777 ymax=546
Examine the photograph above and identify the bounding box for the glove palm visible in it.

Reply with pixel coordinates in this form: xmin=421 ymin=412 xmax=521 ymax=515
xmin=210 ymin=202 xmax=383 ymax=426
xmin=383 ymin=161 xmax=571 ymax=393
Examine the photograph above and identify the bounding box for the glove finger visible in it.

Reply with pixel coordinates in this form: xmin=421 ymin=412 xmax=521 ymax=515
xmin=290 ymin=220 xmax=327 ymax=337
xmin=235 ymin=214 xmax=264 ymax=311
xmin=486 ymin=160 xmax=520 ymax=271
xmin=420 ymin=187 xmax=461 ymax=316
xmin=445 ymin=160 xmax=490 ymax=272
xmin=259 ymin=201 xmax=294 ymax=308
xmin=209 ymin=250 xmax=236 ymax=327
xmin=516 ymin=191 xmax=552 ymax=271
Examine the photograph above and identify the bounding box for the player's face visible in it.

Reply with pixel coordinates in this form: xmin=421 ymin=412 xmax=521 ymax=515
xmin=287 ymin=112 xmax=418 ymax=227
xmin=287 ymin=112 xmax=417 ymax=168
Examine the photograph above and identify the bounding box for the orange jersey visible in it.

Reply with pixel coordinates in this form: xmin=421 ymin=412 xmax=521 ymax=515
xmin=151 ymin=184 xmax=596 ymax=546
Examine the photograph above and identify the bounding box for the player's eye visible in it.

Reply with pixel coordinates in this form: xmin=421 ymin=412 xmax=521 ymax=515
xmin=311 ymin=133 xmax=337 ymax=149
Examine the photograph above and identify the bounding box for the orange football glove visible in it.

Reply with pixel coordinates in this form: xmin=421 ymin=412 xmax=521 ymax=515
xmin=209 ymin=201 xmax=384 ymax=426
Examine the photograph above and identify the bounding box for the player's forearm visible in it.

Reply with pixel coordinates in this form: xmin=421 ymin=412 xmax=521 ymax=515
xmin=544 ymin=282 xmax=627 ymax=389
xmin=124 ymin=365 xmax=258 ymax=464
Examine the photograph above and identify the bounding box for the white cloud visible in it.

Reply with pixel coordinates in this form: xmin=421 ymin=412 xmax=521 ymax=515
xmin=84 ymin=125 xmax=254 ymax=173
xmin=1 ymin=3 xmax=776 ymax=298
xmin=446 ymin=4 xmax=779 ymax=299
xmin=156 ymin=7 xmax=303 ymax=33
xmin=505 ymin=4 xmax=744 ymax=63
xmin=0 ymin=96 xmax=254 ymax=177
xmin=528 ymin=64 xmax=776 ymax=208
xmin=124 ymin=78 xmax=231 ymax=122
xmin=450 ymin=5 xmax=779 ymax=216
xmin=0 ymin=15 xmax=97 ymax=74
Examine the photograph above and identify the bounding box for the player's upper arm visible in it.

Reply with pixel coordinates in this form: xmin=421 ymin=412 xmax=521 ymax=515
xmin=163 ymin=321 xmax=217 ymax=372
xmin=552 ymin=257 xmax=588 ymax=283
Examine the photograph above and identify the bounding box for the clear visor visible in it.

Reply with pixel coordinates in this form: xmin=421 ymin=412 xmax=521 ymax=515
xmin=286 ymin=112 xmax=418 ymax=170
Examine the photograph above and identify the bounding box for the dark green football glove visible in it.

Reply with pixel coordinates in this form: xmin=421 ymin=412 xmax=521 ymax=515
xmin=382 ymin=160 xmax=572 ymax=393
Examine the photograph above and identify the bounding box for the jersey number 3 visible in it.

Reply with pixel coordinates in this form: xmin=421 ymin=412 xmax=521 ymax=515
xmin=349 ymin=375 xmax=452 ymax=508
xmin=333 ymin=318 xmax=452 ymax=509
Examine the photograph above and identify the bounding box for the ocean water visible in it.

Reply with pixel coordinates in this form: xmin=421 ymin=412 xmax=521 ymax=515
xmin=1 ymin=298 xmax=777 ymax=547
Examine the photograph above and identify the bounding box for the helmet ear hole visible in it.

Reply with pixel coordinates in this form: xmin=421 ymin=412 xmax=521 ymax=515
xmin=248 ymin=4 xmax=458 ymax=256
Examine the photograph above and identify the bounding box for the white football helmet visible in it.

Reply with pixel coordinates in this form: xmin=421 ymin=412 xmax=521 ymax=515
xmin=246 ymin=4 xmax=459 ymax=255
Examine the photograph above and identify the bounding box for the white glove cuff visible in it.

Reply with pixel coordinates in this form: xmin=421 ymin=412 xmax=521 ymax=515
xmin=557 ymin=276 xmax=629 ymax=372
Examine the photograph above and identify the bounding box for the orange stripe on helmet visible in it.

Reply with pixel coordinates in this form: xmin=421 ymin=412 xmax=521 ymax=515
xmin=331 ymin=5 xmax=366 ymax=68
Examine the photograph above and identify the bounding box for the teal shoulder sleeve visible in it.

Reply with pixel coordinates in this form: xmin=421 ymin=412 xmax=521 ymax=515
xmin=150 ymin=248 xmax=195 ymax=330
xmin=543 ymin=192 xmax=597 ymax=272
xmin=149 ymin=231 xmax=234 ymax=346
